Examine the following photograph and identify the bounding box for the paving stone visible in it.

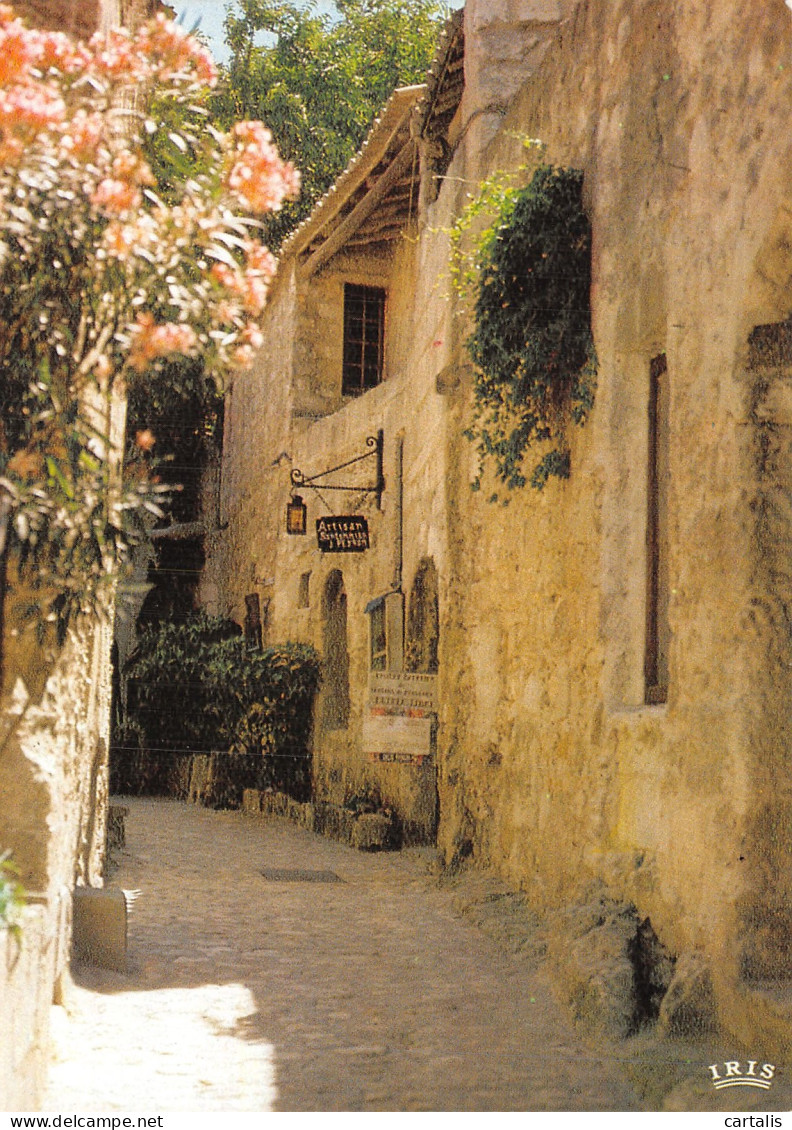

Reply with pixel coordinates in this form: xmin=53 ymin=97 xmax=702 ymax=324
xmin=45 ymin=798 xmax=647 ymax=1111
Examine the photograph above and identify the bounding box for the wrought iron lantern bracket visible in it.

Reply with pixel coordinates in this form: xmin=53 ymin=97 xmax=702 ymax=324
xmin=290 ymin=430 xmax=384 ymax=508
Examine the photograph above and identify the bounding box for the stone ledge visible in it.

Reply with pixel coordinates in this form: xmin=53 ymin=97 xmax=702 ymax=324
xmin=72 ymin=887 xmax=127 ymax=973
xmin=242 ymin=789 xmax=399 ymax=850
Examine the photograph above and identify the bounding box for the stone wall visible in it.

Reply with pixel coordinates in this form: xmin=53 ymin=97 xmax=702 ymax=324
xmin=0 ymin=908 xmax=54 ymax=1111
xmin=202 ymin=0 xmax=792 ymax=1050
xmin=0 ymin=4 xmax=133 ymax=1109
xmin=0 ymin=580 xmax=115 ymax=1108
xmin=437 ymin=0 xmax=792 ymax=1043
xmin=14 ymin=0 xmax=162 ymax=37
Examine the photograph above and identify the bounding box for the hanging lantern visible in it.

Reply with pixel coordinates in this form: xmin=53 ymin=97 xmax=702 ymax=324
xmin=286 ymin=494 xmax=307 ymax=535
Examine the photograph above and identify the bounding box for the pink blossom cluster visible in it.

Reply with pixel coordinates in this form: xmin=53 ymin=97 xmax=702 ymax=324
xmin=87 ymin=17 xmax=216 ymax=87
xmin=210 ymin=240 xmax=277 ymax=316
xmin=0 ymin=5 xmax=301 ymax=383
xmin=91 ymin=150 xmax=154 ymax=216
xmin=225 ymin=121 xmax=301 ymax=215
xmin=136 ymin=13 xmax=217 ymax=86
xmin=0 ymin=7 xmax=87 ymax=83
xmin=0 ymin=5 xmax=219 ymax=167
xmin=127 ymin=313 xmax=198 ymax=372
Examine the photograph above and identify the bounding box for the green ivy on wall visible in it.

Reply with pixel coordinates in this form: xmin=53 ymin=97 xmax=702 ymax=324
xmin=0 ymin=852 xmax=26 ymax=945
xmin=463 ymin=164 xmax=596 ymax=495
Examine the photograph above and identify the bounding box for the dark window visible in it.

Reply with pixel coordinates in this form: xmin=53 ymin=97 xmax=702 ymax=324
xmin=244 ymin=593 xmax=262 ymax=650
xmin=645 ymin=354 xmax=670 ymax=705
xmin=342 ymin=284 xmax=385 ymax=396
xmin=298 ymin=571 xmax=311 ymax=609
xmin=406 ymin=558 xmax=439 ymax=674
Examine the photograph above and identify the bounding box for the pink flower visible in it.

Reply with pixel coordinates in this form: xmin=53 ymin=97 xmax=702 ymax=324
xmin=225 ymin=121 xmax=300 ymax=214
xmin=242 ymin=323 xmax=264 ymax=350
xmin=0 ymin=20 xmax=36 ymax=84
xmin=36 ymin=30 xmax=88 ymax=74
xmin=242 ymin=273 xmax=268 ymax=315
xmin=245 ymin=241 xmax=276 ymax=278
xmin=88 ymin=28 xmax=149 ymax=83
xmin=210 ymin=262 xmax=237 ymax=290
xmin=128 ymin=313 xmax=198 ymax=372
xmin=232 ymin=344 xmax=255 ymax=369
xmin=0 ymin=81 xmax=66 ymax=134
xmin=91 ymin=178 xmax=141 ymax=214
xmin=60 ymin=109 xmax=104 ymax=160
xmin=103 ymin=220 xmax=137 ymax=259
xmin=112 ymin=149 xmax=154 ymax=186
xmin=140 ymin=14 xmax=217 ymax=87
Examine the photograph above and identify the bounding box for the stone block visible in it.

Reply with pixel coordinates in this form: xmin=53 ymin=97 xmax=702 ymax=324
xmin=546 ymin=895 xmax=640 ymax=1039
xmin=242 ymin=788 xmax=263 ymax=815
xmin=657 ymin=952 xmax=717 ymax=1037
xmin=72 ymin=886 xmax=127 ymax=972
xmin=469 ymin=0 xmax=561 ymax=32
xmin=351 ymin=812 xmax=395 ymax=851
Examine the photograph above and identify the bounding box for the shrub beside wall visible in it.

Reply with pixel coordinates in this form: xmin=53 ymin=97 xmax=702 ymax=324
xmin=113 ymin=612 xmax=321 ymax=802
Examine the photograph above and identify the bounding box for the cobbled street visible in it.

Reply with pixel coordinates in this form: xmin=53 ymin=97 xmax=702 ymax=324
xmin=43 ymin=799 xmax=681 ymax=1112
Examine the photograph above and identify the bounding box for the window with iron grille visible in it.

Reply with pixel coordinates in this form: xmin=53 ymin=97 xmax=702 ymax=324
xmin=342 ymin=284 xmax=385 ymax=396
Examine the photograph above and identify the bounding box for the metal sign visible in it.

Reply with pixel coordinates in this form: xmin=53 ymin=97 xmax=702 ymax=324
xmin=363 ymin=672 xmax=438 ymax=761
xmin=368 ymin=751 xmax=431 ymax=766
xmin=362 ymin=714 xmax=434 ymax=758
xmin=368 ymin=671 xmax=438 ymax=714
xmin=316 ymin=515 xmax=369 ymax=553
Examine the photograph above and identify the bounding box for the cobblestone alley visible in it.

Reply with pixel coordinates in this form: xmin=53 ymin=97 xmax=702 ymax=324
xmin=41 ymin=799 xmax=724 ymax=1112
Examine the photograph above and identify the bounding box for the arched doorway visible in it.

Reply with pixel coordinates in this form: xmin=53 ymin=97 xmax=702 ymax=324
xmin=322 ymin=569 xmax=350 ymax=729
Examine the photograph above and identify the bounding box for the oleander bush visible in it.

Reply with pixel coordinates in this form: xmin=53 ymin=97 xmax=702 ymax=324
xmin=0 ymin=6 xmax=298 ymax=634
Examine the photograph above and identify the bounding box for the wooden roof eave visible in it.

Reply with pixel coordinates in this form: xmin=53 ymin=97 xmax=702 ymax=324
xmin=279 ymin=85 xmax=424 ymax=270
xmin=297 ymin=137 xmax=419 ymax=280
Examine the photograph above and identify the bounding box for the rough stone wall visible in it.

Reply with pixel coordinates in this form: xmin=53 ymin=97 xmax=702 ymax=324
xmin=202 ymin=0 xmax=792 ymax=1049
xmin=0 ymin=3 xmax=132 ymax=1108
xmin=0 ymin=575 xmax=116 ymax=1109
xmin=0 ymin=908 xmax=54 ymax=1111
xmin=460 ymin=0 xmax=572 ymax=156
xmin=200 ymin=265 xmax=299 ymax=623
xmin=436 ymin=0 xmax=792 ymax=1042
xmin=204 ymin=220 xmax=450 ymax=840
xmin=14 ymin=0 xmax=116 ymax=37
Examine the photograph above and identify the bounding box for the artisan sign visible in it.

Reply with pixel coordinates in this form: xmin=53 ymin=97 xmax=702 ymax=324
xmin=316 ymin=515 xmax=369 ymax=553
xmin=362 ymin=671 xmax=438 ymax=761
xmin=368 ymin=671 xmax=438 ymax=714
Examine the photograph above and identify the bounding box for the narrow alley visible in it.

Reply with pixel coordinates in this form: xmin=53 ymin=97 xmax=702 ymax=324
xmin=44 ymin=798 xmax=646 ymax=1112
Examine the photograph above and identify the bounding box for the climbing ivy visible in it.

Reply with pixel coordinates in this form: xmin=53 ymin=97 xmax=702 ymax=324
xmin=463 ymin=164 xmax=596 ymax=494
xmin=0 ymin=852 xmax=26 ymax=945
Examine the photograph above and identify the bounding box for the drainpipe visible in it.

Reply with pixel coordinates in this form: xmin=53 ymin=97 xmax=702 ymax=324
xmin=392 ymin=433 xmax=404 ymax=593
xmin=385 ymin=433 xmax=405 ymax=673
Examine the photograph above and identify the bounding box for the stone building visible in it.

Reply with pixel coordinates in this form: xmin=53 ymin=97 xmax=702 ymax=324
xmin=0 ymin=0 xmax=161 ymax=1110
xmin=202 ymin=0 xmax=792 ymax=1052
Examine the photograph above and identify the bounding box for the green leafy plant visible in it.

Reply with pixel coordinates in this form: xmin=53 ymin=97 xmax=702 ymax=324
xmin=458 ymin=163 xmax=596 ymax=494
xmin=0 ymin=852 xmax=27 ymax=945
xmin=119 ymin=612 xmax=322 ymax=800
xmin=217 ymin=0 xmax=448 ymax=247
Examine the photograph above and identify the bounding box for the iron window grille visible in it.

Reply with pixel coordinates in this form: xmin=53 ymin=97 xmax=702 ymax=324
xmin=342 ymin=283 xmax=386 ymax=396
